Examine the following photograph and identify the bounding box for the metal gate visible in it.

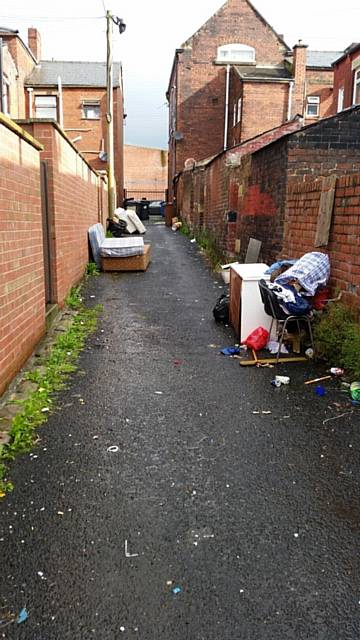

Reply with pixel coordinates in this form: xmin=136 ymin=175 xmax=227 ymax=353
xmin=40 ymin=161 xmax=53 ymax=304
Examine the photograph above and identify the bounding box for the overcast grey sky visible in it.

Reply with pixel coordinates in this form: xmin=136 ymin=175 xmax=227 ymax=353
xmin=1 ymin=1 xmax=359 ymax=149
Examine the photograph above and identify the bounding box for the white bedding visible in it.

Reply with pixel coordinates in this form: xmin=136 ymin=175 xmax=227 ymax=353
xmin=99 ymin=236 xmax=144 ymax=258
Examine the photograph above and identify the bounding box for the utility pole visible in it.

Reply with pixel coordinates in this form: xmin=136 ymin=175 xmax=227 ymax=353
xmin=106 ymin=10 xmax=115 ymax=220
xmin=106 ymin=10 xmax=126 ymax=221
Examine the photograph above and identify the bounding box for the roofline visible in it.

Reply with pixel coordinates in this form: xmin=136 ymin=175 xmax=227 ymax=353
xmin=24 ymin=82 xmax=121 ymax=88
xmin=234 ymin=67 xmax=292 ymax=82
xmin=181 ymin=0 xmax=290 ymax=51
xmin=125 ymin=143 xmax=167 ymax=151
xmin=181 ymin=117 xmax=303 ymax=171
xmin=37 ymin=59 xmax=122 ymax=65
xmin=251 ymin=104 xmax=360 ymax=153
xmin=166 ymin=48 xmax=183 ymax=98
xmin=332 ymin=44 xmax=360 ymax=66
xmin=0 ymin=28 xmax=38 ymax=64
xmin=306 ymin=65 xmax=334 ymax=71
xmin=0 ymin=28 xmax=19 ymax=35
xmin=241 ymin=77 xmax=292 ymax=83
xmin=244 ymin=0 xmax=290 ymax=51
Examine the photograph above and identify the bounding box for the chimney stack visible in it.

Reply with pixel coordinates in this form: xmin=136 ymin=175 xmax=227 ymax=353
xmin=291 ymin=40 xmax=308 ymax=118
xmin=28 ymin=28 xmax=41 ymax=62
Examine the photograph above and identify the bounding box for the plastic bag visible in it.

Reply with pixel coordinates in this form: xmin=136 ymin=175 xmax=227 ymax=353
xmin=213 ymin=294 xmax=229 ymax=323
xmin=243 ymin=326 xmax=269 ymax=351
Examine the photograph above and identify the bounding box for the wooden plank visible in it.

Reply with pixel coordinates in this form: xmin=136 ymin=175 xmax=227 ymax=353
xmin=239 ymin=356 xmax=308 ymax=366
xmin=315 ymin=175 xmax=337 ymax=247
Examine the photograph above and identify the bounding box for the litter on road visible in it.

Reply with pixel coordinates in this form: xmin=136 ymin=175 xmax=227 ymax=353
xmin=16 ymin=608 xmax=28 ymax=624
xmin=107 ymin=446 xmax=119 ymax=453
xmin=172 ymin=586 xmax=182 ymax=595
xmin=315 ymin=385 xmax=326 ymax=397
xmin=124 ymin=540 xmax=139 ymax=558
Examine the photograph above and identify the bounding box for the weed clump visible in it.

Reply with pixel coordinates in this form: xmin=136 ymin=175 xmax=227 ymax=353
xmin=314 ymin=302 xmax=360 ymax=378
xmin=0 ymin=297 xmax=102 ymax=494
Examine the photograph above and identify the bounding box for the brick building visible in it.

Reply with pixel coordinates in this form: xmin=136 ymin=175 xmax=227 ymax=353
xmin=0 ymin=26 xmax=124 ymax=202
xmin=177 ymin=105 xmax=360 ymax=278
xmin=167 ymin=0 xmax=341 ymax=197
xmin=124 ymin=144 xmax=168 ymax=200
xmin=332 ymin=43 xmax=360 ymax=114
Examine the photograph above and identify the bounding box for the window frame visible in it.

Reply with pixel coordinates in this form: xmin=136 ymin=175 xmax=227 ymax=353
xmin=2 ymin=77 xmax=10 ymax=117
xmin=216 ymin=43 xmax=256 ymax=65
xmin=337 ymin=87 xmax=344 ymax=112
xmin=82 ymin=99 xmax=101 ymax=120
xmin=353 ymin=68 xmax=360 ymax=105
xmin=34 ymin=94 xmax=58 ymax=120
xmin=306 ymin=95 xmax=320 ymax=118
xmin=236 ymin=97 xmax=242 ymax=124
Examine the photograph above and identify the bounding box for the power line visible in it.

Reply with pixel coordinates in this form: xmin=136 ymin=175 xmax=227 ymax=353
xmin=0 ymin=14 xmax=103 ymax=21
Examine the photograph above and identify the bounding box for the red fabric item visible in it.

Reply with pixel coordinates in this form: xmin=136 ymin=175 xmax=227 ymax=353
xmin=243 ymin=326 xmax=269 ymax=351
xmin=312 ymin=287 xmax=329 ymax=310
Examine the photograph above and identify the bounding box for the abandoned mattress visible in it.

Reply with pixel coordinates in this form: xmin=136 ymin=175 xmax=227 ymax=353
xmin=99 ymin=237 xmax=144 ymax=258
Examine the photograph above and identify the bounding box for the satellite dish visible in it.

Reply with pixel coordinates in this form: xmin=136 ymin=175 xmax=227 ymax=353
xmin=99 ymin=151 xmax=107 ymax=162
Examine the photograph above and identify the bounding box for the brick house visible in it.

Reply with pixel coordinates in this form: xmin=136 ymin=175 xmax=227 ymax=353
xmin=167 ymin=0 xmax=341 ymax=197
xmin=332 ymin=43 xmax=360 ymax=113
xmin=0 ymin=26 xmax=124 ymax=202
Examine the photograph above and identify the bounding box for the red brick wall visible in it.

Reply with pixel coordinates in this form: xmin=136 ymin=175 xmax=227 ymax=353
xmin=0 ymin=115 xmax=45 ymax=396
xmin=124 ymin=145 xmax=168 ymax=198
xmin=177 ymin=119 xmax=303 ymax=257
xmin=283 ymin=173 xmax=360 ymax=311
xmin=177 ymin=107 xmax=360 ymax=271
xmin=241 ymin=82 xmax=289 ymax=142
xmin=172 ymin=0 xmax=289 ymax=174
xmin=21 ymin=120 xmax=108 ymax=306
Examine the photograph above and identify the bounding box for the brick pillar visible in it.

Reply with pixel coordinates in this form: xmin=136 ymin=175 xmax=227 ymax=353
xmin=28 ymin=28 xmax=41 ymax=62
xmin=292 ymin=42 xmax=308 ymax=118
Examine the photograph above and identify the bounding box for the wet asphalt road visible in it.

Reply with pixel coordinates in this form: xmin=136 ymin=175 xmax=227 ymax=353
xmin=1 ymin=223 xmax=360 ymax=639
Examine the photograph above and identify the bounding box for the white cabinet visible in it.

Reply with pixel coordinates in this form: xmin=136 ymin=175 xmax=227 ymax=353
xmin=229 ymin=263 xmax=271 ymax=342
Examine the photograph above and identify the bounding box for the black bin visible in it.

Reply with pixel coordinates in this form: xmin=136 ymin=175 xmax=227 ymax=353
xmin=136 ymin=199 xmax=150 ymax=221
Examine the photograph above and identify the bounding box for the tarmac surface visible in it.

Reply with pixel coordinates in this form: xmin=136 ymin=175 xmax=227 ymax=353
xmin=1 ymin=223 xmax=360 ymax=639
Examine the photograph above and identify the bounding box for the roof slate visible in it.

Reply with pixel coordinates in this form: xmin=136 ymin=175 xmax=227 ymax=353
xmin=235 ymin=65 xmax=292 ymax=80
xmin=25 ymin=60 xmax=122 ymax=87
xmin=0 ymin=27 xmax=18 ymax=34
xmin=306 ymin=50 xmax=343 ymax=68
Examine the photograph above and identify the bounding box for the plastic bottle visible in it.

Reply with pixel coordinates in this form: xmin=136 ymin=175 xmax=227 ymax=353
xmin=350 ymin=382 xmax=360 ymax=402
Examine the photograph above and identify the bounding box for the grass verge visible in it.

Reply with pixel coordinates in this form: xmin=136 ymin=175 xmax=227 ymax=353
xmin=0 ymin=288 xmax=102 ymax=495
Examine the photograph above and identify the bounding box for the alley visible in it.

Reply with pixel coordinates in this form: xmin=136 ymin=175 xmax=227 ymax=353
xmin=1 ymin=224 xmax=360 ymax=639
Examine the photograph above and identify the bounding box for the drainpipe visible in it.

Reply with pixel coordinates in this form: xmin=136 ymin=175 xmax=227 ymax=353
xmin=57 ymin=76 xmax=64 ymax=128
xmin=0 ymin=38 xmax=3 ymax=113
xmin=287 ymin=80 xmax=294 ymax=121
xmin=27 ymin=87 xmax=33 ymax=117
xmin=223 ymin=64 xmax=230 ymax=151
